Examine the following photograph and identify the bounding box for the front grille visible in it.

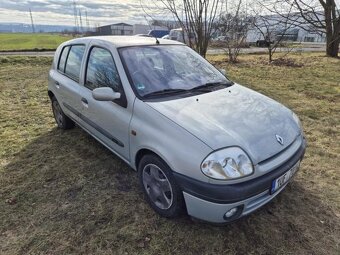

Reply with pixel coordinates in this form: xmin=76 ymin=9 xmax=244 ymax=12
xmin=256 ymin=134 xmax=304 ymax=178
xmin=258 ymin=134 xmax=300 ymax=166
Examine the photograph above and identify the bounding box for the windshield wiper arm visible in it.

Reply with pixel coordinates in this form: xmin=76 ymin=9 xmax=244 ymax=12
xmin=143 ymin=81 xmax=234 ymax=98
xmin=143 ymin=88 xmax=188 ymax=98
xmin=189 ymin=81 xmax=234 ymax=92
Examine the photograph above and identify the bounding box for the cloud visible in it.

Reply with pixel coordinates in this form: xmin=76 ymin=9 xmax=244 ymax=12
xmin=0 ymin=0 xmax=164 ymax=26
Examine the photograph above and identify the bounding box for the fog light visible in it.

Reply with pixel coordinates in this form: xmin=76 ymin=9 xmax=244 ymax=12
xmin=224 ymin=207 xmax=238 ymax=218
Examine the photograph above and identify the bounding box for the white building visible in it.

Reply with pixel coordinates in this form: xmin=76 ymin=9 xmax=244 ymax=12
xmin=97 ymin=23 xmax=168 ymax=36
xmin=235 ymin=13 xmax=326 ymax=44
xmin=133 ymin=24 xmax=168 ymax=35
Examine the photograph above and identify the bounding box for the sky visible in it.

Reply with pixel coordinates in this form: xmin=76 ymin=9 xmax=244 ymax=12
xmin=0 ymin=0 xmax=163 ymax=26
xmin=1 ymin=0 xmax=337 ymax=27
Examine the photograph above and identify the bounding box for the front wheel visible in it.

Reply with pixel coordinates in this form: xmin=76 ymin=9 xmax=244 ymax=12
xmin=138 ymin=154 xmax=184 ymax=218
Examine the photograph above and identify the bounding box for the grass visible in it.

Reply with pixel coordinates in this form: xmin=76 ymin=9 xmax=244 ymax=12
xmin=0 ymin=33 xmax=73 ymax=51
xmin=0 ymin=53 xmax=339 ymax=255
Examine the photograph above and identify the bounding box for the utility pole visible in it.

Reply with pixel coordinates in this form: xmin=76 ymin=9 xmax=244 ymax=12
xmin=79 ymin=9 xmax=83 ymax=34
xmin=73 ymin=0 xmax=78 ymax=33
xmin=29 ymin=8 xmax=35 ymax=33
xmin=85 ymin=10 xmax=90 ymax=32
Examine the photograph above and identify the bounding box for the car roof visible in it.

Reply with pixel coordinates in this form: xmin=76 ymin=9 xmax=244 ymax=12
xmin=64 ymin=36 xmax=184 ymax=48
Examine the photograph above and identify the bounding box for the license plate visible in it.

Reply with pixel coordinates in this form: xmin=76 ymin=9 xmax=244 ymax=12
xmin=271 ymin=161 xmax=300 ymax=194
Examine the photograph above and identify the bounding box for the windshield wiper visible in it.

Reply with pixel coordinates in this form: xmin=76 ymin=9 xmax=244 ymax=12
xmin=189 ymin=81 xmax=234 ymax=92
xmin=142 ymin=81 xmax=234 ymax=98
xmin=143 ymin=88 xmax=188 ymax=98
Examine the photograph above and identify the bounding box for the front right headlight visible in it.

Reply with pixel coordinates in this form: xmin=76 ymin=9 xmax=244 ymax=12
xmin=201 ymin=147 xmax=254 ymax=180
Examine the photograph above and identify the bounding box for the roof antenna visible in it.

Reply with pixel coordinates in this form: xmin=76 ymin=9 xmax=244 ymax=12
xmin=140 ymin=5 xmax=160 ymax=45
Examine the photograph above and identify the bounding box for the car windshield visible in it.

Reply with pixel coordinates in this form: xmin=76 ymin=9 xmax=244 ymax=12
xmin=119 ymin=45 xmax=231 ymax=98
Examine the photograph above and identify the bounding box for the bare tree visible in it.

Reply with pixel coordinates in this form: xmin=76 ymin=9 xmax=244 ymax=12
xmin=265 ymin=0 xmax=340 ymax=58
xmin=251 ymin=2 xmax=299 ymax=62
xmin=155 ymin=0 xmax=223 ymax=57
xmin=217 ymin=0 xmax=251 ymax=62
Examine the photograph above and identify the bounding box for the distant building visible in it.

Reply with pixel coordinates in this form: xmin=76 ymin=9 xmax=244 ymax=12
xmin=97 ymin=23 xmax=133 ymax=35
xmin=133 ymin=24 xmax=149 ymax=35
xmin=246 ymin=23 xmax=326 ymax=44
xmin=215 ymin=12 xmax=327 ymax=44
xmin=96 ymin=23 xmax=168 ymax=36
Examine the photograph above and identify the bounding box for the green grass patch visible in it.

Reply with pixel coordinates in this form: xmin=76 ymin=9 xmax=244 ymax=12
xmin=0 ymin=53 xmax=339 ymax=254
xmin=0 ymin=33 xmax=73 ymax=51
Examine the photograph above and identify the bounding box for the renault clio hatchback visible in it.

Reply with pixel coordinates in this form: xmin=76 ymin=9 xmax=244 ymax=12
xmin=48 ymin=36 xmax=306 ymax=223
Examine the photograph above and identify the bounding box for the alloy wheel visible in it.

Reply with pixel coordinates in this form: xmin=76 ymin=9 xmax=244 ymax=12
xmin=142 ymin=164 xmax=173 ymax=210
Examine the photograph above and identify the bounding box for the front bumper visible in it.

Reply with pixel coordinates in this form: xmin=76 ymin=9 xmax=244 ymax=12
xmin=183 ymin=181 xmax=290 ymax=223
xmin=174 ymin=138 xmax=306 ymax=223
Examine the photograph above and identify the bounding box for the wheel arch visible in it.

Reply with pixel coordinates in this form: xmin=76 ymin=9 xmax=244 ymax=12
xmin=134 ymin=148 xmax=168 ymax=171
xmin=48 ymin=90 xmax=55 ymax=100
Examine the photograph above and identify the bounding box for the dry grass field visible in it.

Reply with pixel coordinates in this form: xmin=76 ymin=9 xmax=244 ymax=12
xmin=0 ymin=33 xmax=73 ymax=51
xmin=0 ymin=53 xmax=339 ymax=254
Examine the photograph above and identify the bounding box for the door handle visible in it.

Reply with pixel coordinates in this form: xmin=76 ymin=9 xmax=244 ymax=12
xmin=55 ymin=81 xmax=60 ymax=89
xmin=81 ymin=97 xmax=89 ymax=108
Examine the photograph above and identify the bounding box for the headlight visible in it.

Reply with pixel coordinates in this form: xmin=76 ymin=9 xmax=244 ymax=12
xmin=201 ymin=147 xmax=254 ymax=180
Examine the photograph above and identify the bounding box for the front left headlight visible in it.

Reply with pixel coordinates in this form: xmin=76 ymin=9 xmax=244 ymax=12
xmin=201 ymin=147 xmax=254 ymax=180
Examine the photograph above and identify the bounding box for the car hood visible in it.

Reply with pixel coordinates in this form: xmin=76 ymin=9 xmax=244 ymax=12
xmin=147 ymin=84 xmax=300 ymax=164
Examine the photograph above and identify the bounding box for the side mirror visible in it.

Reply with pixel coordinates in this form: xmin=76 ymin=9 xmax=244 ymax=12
xmin=219 ymin=68 xmax=227 ymax=76
xmin=92 ymin=87 xmax=121 ymax=101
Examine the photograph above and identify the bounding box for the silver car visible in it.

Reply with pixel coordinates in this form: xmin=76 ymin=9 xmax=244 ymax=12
xmin=48 ymin=36 xmax=306 ymax=223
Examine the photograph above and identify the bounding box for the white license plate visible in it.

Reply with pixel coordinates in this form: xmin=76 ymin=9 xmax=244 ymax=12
xmin=271 ymin=161 xmax=300 ymax=194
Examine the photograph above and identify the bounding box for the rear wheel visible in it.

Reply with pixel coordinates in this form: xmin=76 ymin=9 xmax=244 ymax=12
xmin=51 ymin=97 xmax=75 ymax=130
xmin=138 ymin=154 xmax=184 ymax=218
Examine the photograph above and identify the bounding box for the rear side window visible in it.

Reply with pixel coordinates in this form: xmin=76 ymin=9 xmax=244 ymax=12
xmin=85 ymin=47 xmax=122 ymax=92
xmin=57 ymin=46 xmax=70 ymax=72
xmin=64 ymin=45 xmax=85 ymax=82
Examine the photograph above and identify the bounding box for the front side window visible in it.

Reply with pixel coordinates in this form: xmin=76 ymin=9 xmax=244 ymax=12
xmin=64 ymin=45 xmax=85 ymax=82
xmin=119 ymin=45 xmax=231 ymax=98
xmin=85 ymin=47 xmax=122 ymax=92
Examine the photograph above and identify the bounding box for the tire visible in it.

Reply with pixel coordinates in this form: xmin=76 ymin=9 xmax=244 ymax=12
xmin=51 ymin=96 xmax=75 ymax=130
xmin=138 ymin=154 xmax=184 ymax=218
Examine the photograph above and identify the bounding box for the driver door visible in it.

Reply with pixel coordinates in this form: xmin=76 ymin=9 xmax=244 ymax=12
xmin=78 ymin=46 xmax=131 ymax=161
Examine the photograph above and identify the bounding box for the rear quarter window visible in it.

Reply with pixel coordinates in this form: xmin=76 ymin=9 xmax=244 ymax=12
xmin=57 ymin=46 xmax=70 ymax=72
xmin=64 ymin=45 xmax=85 ymax=82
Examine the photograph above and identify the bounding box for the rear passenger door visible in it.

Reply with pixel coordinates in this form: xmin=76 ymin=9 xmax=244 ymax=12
xmin=78 ymin=46 xmax=131 ymax=161
xmin=53 ymin=44 xmax=85 ymax=121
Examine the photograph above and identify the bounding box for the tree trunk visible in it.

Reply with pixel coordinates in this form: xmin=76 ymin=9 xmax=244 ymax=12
xmin=269 ymin=47 xmax=273 ymax=62
xmin=325 ymin=21 xmax=340 ymax=57
xmin=324 ymin=3 xmax=339 ymax=58
xmin=326 ymin=37 xmax=340 ymax=57
xmin=228 ymin=48 xmax=236 ymax=63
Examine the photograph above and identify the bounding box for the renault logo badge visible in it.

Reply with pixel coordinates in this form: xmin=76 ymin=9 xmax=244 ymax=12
xmin=276 ymin=135 xmax=284 ymax=145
